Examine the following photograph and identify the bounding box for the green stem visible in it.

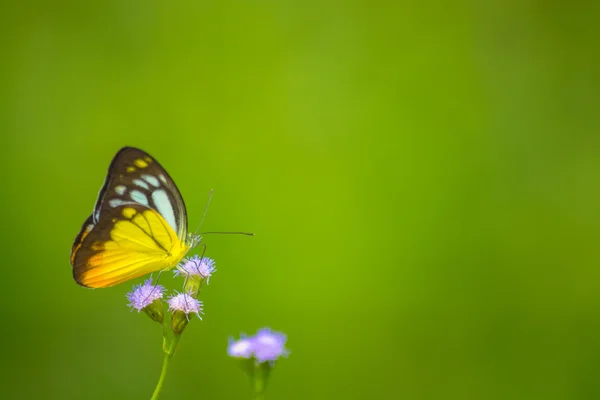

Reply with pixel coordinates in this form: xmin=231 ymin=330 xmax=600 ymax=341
xmin=252 ymin=370 xmax=266 ymax=400
xmin=253 ymin=378 xmax=265 ymax=398
xmin=169 ymin=334 xmax=181 ymax=357
xmin=251 ymin=361 xmax=270 ymax=400
xmin=161 ymin=322 xmax=169 ymax=353
xmin=151 ymin=352 xmax=171 ymax=400
xmin=150 ymin=334 xmax=182 ymax=400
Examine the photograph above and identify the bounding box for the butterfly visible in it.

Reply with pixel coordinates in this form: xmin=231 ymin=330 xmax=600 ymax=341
xmin=71 ymin=147 xmax=201 ymax=288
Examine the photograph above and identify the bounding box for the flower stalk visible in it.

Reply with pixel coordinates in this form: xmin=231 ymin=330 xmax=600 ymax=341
xmin=252 ymin=361 xmax=272 ymax=399
xmin=151 ymin=333 xmax=181 ymax=400
xmin=126 ymin=257 xmax=215 ymax=399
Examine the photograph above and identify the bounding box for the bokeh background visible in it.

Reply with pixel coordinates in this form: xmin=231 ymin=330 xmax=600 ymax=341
xmin=1 ymin=1 xmax=599 ymax=399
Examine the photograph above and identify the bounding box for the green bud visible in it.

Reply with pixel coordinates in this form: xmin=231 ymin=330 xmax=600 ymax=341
xmin=170 ymin=310 xmax=190 ymax=334
xmin=252 ymin=360 xmax=272 ymax=395
xmin=234 ymin=358 xmax=273 ymax=395
xmin=235 ymin=357 xmax=256 ymax=378
xmin=142 ymin=299 xmax=164 ymax=323
xmin=183 ymin=276 xmax=202 ymax=297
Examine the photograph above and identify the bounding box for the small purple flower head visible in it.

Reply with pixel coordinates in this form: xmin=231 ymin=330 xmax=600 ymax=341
xmin=253 ymin=328 xmax=290 ymax=363
xmin=228 ymin=328 xmax=289 ymax=363
xmin=167 ymin=292 xmax=203 ymax=317
xmin=126 ymin=279 xmax=165 ymax=312
xmin=174 ymin=255 xmax=216 ymax=283
xmin=228 ymin=336 xmax=254 ymax=358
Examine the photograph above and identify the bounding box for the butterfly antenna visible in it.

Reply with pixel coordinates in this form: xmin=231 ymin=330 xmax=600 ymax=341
xmin=201 ymin=231 xmax=254 ymax=236
xmin=194 ymin=189 xmax=214 ymax=235
xmin=193 ymin=189 xmax=254 ymax=237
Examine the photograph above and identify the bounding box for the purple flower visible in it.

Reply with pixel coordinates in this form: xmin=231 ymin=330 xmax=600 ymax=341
xmin=228 ymin=336 xmax=254 ymax=358
xmin=126 ymin=279 xmax=165 ymax=312
xmin=253 ymin=328 xmax=289 ymax=362
xmin=167 ymin=293 xmax=203 ymax=317
xmin=228 ymin=328 xmax=289 ymax=363
xmin=174 ymin=255 xmax=216 ymax=283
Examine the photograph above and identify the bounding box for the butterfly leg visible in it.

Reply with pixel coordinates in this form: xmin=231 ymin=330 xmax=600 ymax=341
xmin=153 ymin=270 xmax=165 ymax=286
xmin=139 ymin=271 xmax=165 ymax=306
xmin=182 ymin=273 xmax=192 ymax=322
xmin=196 ymin=243 xmax=208 ymax=294
xmin=180 ymin=244 xmax=207 ymax=317
xmin=198 ymin=242 xmax=207 ymax=264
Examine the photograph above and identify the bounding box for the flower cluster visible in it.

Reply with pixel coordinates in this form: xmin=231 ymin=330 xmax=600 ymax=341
xmin=228 ymin=328 xmax=290 ymax=364
xmin=121 ymin=254 xmax=290 ymax=399
xmin=126 ymin=257 xmax=214 ymax=328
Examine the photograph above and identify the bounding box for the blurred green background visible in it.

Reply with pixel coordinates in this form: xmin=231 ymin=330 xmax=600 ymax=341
xmin=1 ymin=1 xmax=599 ymax=399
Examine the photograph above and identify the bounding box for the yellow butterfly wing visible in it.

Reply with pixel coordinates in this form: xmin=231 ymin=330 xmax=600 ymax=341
xmin=72 ymin=204 xmax=190 ymax=288
xmin=71 ymin=147 xmax=199 ymax=288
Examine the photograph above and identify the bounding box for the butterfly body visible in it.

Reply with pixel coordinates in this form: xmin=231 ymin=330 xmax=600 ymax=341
xmin=71 ymin=147 xmax=200 ymax=288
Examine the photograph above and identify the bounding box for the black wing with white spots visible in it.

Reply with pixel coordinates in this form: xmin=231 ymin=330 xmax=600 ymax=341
xmin=91 ymin=147 xmax=188 ymax=240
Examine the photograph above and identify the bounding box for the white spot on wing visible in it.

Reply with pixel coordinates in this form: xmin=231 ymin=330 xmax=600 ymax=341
xmin=152 ymin=189 xmax=177 ymax=232
xmin=130 ymin=190 xmax=149 ymax=207
xmin=159 ymin=174 xmax=167 ymax=184
xmin=133 ymin=179 xmax=150 ymax=190
xmin=142 ymin=174 xmax=160 ymax=187
xmin=115 ymin=185 xmax=126 ymax=195
xmin=109 ymin=198 xmax=127 ymax=208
